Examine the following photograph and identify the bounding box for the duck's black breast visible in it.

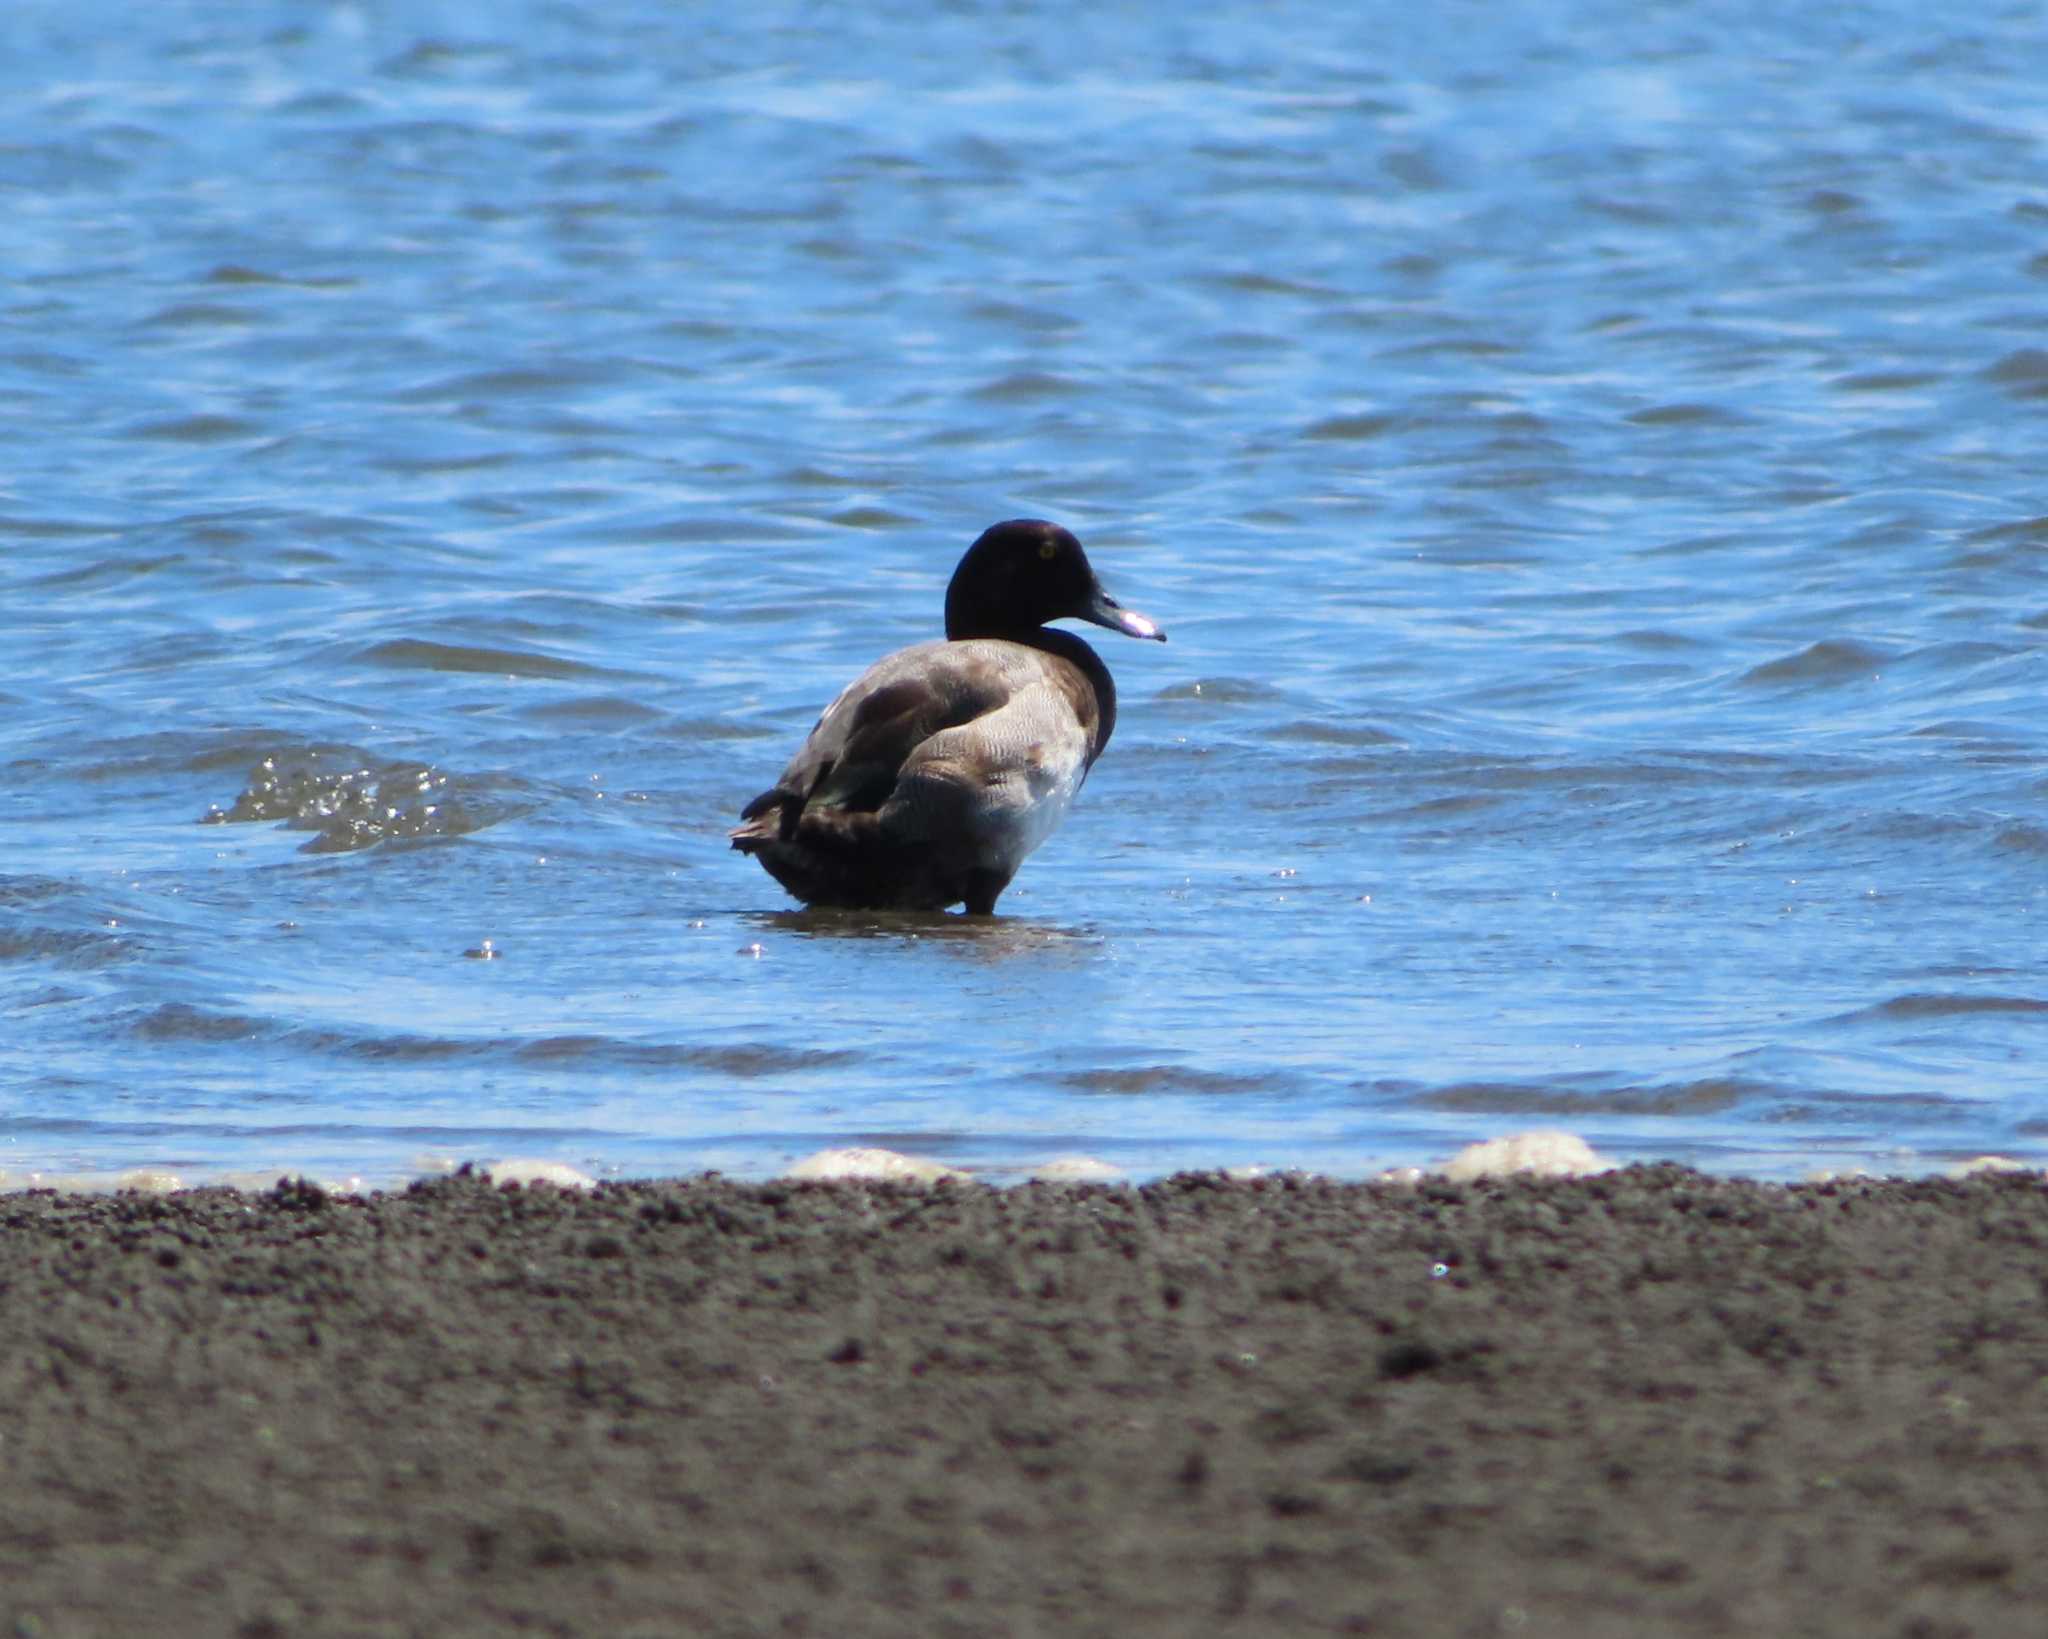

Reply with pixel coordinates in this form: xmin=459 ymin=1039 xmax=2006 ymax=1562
xmin=1024 ymin=626 xmax=1117 ymax=761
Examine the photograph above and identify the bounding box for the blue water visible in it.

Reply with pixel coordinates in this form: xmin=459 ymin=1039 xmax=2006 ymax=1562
xmin=6 ymin=2 xmax=2048 ymax=1187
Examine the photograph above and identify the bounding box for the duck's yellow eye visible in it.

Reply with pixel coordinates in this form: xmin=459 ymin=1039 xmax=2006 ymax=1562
xmin=1039 ymin=541 xmax=1058 ymax=560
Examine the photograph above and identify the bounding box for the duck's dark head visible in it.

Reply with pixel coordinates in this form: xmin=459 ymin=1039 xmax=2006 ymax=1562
xmin=943 ymin=519 xmax=1166 ymax=644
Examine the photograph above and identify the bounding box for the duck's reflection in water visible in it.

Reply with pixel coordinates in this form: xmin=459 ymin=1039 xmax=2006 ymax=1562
xmin=740 ymin=906 xmax=1103 ymax=962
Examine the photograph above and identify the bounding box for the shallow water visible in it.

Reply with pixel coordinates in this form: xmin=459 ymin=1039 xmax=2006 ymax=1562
xmin=5 ymin=2 xmax=2048 ymax=1187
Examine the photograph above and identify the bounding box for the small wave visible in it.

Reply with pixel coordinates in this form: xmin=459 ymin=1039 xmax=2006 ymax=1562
xmin=1993 ymin=825 xmax=2048 ymax=857
xmin=512 ymin=1037 xmax=857 ymax=1075
xmin=1301 ymin=413 xmax=1397 ymax=441
xmin=825 ymin=507 xmax=921 ymax=530
xmin=124 ymin=414 xmax=261 ymax=443
xmin=391 ymin=364 xmax=616 ymax=403
xmin=141 ymin=303 xmax=260 ymax=330
xmin=1764 ymin=1090 xmax=1966 ymax=1127
xmin=25 ymin=554 xmax=183 ymax=594
xmin=1412 ymin=1079 xmax=1758 ymax=1117
xmin=638 ymin=517 xmax=812 ymax=544
xmin=117 ymin=1013 xmax=868 ymax=1075
xmin=1270 ymin=720 xmax=1402 ymax=747
xmin=1362 ymin=792 xmax=1505 ymax=825
xmin=1963 ymin=515 xmax=2048 ymax=548
xmin=356 ymin=638 xmax=612 ymax=681
xmin=1616 ymin=628 xmax=1709 ymax=652
xmin=651 ymin=714 xmax=784 ymax=742
xmin=517 ymin=695 xmax=665 ymax=728
xmin=1154 ymin=676 xmax=1287 ymax=705
xmin=1205 ymin=271 xmax=1334 ymax=299
xmin=1834 ymin=992 xmax=2048 ymax=1025
xmin=206 ymin=264 xmax=351 ymax=289
xmin=1983 ymin=348 xmax=2048 ymax=396
xmin=1624 ymin=402 xmax=1745 ymax=426
xmin=963 ymin=300 xmax=1081 ymax=334
xmin=328 ymin=1033 xmax=485 ymax=1063
xmin=1831 ymin=370 xmax=1943 ymax=393
xmin=1739 ymin=639 xmax=1891 ymax=686
xmin=1062 ymin=1067 xmax=1278 ymax=1096
xmin=154 ymin=1024 xmax=480 ymax=1064
xmin=968 ymin=370 xmax=1081 ymax=403
xmin=0 ymin=929 xmax=132 ymax=970
xmin=0 ymin=876 xmax=72 ymax=909
xmin=130 ymin=1003 xmax=276 ymax=1044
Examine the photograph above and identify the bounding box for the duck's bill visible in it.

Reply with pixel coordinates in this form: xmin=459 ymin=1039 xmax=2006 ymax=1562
xmin=1081 ymin=586 xmax=1167 ymax=642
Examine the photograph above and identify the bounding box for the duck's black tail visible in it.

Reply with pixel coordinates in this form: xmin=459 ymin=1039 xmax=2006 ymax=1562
xmin=730 ymin=797 xmax=971 ymax=911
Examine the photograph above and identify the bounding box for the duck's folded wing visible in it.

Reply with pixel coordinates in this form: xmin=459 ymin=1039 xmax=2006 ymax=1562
xmin=735 ymin=642 xmax=1017 ymax=835
xmin=877 ymin=680 xmax=1097 ymax=865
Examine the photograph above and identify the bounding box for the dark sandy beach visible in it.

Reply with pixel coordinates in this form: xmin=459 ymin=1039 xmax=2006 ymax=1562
xmin=4 ymin=1167 xmax=2045 ymax=1637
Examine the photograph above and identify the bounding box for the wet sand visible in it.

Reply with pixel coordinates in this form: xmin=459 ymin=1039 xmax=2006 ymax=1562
xmin=4 ymin=1166 xmax=2045 ymax=1637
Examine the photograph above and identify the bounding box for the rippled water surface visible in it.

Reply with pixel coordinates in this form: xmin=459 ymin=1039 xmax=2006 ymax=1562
xmin=7 ymin=2 xmax=2048 ymax=1186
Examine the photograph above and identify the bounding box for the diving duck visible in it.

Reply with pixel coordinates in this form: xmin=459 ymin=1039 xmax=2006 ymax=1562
xmin=730 ymin=519 xmax=1166 ymax=914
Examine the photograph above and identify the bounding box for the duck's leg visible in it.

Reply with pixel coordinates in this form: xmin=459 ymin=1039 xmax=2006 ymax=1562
xmin=961 ymin=868 xmax=1009 ymax=916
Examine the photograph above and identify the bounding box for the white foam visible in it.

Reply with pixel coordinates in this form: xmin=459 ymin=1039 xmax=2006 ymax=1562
xmin=483 ymin=1159 xmax=596 ymax=1190
xmin=1945 ymin=1155 xmax=2037 ymax=1178
xmin=1803 ymin=1166 xmax=1872 ymax=1184
xmin=0 ymin=1167 xmax=186 ymax=1196
xmin=1029 ymin=1155 xmax=1126 ymax=1183
xmin=783 ymin=1147 xmax=964 ymax=1184
xmin=1439 ymin=1131 xmax=1608 ymax=1182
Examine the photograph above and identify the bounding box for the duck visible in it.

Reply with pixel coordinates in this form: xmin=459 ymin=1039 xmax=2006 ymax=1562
xmin=730 ymin=519 xmax=1166 ymax=914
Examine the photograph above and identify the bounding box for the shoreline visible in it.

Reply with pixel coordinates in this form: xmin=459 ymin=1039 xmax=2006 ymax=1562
xmin=5 ymin=1165 xmax=2046 ymax=1635
xmin=6 ymin=1127 xmax=2043 ymax=1200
